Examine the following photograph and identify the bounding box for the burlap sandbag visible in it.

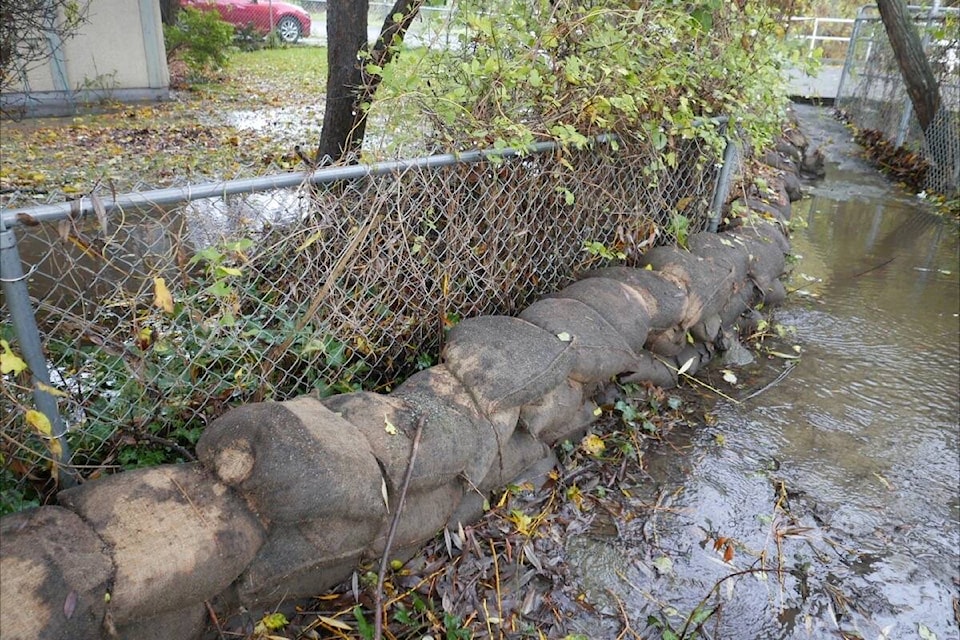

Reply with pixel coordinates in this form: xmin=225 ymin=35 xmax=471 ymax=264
xmin=0 ymin=506 xmax=113 ymax=640
xmin=519 ymin=378 xmax=599 ymax=446
xmin=442 ymin=316 xmax=574 ymax=414
xmin=579 ymin=267 xmax=687 ymax=330
xmin=519 ymin=297 xmax=640 ymax=384
xmin=690 ymin=312 xmax=723 ymax=345
xmin=619 ymin=350 xmax=679 ymax=388
xmin=686 ymin=231 xmax=751 ymax=284
xmin=367 ymin=481 xmax=466 ymax=556
xmin=392 ymin=365 xmax=513 ymax=487
xmin=323 ymin=391 xmax=476 ymax=493
xmin=236 ymin=515 xmax=379 ymax=605
xmin=638 ymin=246 xmax=736 ymax=326
xmin=545 ymin=278 xmax=654 ymax=352
xmin=670 ymin=343 xmax=714 ymax=378
xmin=477 ymin=429 xmax=552 ymax=493
xmin=57 ymin=462 xmax=264 ymax=626
xmin=727 ymin=226 xmax=788 ymax=295
xmin=197 ymin=397 xmax=386 ymax=524
xmin=112 ymin=602 xmax=206 ymax=640
xmin=719 ymin=281 xmax=758 ymax=326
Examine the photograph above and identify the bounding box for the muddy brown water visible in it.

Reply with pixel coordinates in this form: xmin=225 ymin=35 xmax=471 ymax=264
xmin=563 ymin=106 xmax=960 ymax=639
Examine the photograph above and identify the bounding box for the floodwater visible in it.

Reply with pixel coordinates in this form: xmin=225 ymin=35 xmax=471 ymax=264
xmin=565 ymin=106 xmax=960 ymax=639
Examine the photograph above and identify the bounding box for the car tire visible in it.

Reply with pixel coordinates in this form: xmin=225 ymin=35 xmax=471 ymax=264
xmin=276 ymin=15 xmax=302 ymax=43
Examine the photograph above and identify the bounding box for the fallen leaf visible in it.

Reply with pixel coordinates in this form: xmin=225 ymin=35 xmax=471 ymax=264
xmin=653 ymin=556 xmax=673 ymax=575
xmin=723 ymin=543 xmax=735 ymax=563
xmin=317 ymin=615 xmax=352 ymax=631
xmin=384 ymin=417 xmax=398 ymax=435
xmin=0 ymin=340 xmax=28 ymax=375
xmin=918 ymin=623 xmax=937 ymax=640
xmin=581 ymin=433 xmax=605 ymax=457
xmin=63 ymin=591 xmax=77 ymax=619
xmin=677 ymin=356 xmax=695 ymax=376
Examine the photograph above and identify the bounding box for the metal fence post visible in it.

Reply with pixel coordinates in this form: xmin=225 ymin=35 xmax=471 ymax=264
xmin=709 ymin=126 xmax=739 ymax=233
xmin=836 ymin=7 xmax=867 ymax=102
xmin=0 ymin=218 xmax=75 ymax=487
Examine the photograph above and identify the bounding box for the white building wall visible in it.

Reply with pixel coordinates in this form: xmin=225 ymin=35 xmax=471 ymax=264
xmin=2 ymin=0 xmax=169 ymax=117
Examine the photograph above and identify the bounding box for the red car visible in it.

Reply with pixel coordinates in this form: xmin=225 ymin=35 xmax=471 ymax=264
xmin=181 ymin=0 xmax=311 ymax=43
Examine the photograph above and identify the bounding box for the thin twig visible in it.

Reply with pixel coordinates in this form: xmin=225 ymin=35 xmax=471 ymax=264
xmin=607 ymin=588 xmax=643 ymax=640
xmin=739 ymin=361 xmax=796 ymax=402
xmin=374 ymin=416 xmax=425 ymax=640
xmin=203 ymin=600 xmax=226 ymax=640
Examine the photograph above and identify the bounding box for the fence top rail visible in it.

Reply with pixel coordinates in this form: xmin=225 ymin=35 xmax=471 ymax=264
xmin=1 ymin=116 xmax=727 ymax=230
xmin=854 ymin=4 xmax=960 ymax=19
xmin=788 ymin=16 xmax=856 ymax=24
xmin=0 ymin=139 xmax=569 ymax=230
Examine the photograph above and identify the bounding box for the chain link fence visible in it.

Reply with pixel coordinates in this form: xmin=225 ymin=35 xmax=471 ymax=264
xmin=836 ymin=4 xmax=959 ymax=196
xmin=1 ymin=128 xmax=732 ymax=509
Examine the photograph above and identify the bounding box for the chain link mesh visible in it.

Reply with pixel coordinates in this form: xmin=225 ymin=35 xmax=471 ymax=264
xmin=1 ymin=135 xmax=721 ymax=503
xmin=836 ymin=5 xmax=959 ymax=196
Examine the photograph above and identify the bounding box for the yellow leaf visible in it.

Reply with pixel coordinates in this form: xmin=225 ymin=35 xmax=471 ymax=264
xmin=26 ymin=410 xmax=63 ymax=459
xmin=0 ymin=340 xmax=28 ymax=375
xmin=216 ymin=265 xmax=243 ymax=277
xmin=317 ymin=616 xmax=352 ymax=631
xmin=581 ymin=433 xmax=605 ymax=457
xmin=36 ymin=381 xmax=68 ymax=397
xmin=384 ymin=417 xmax=398 ymax=435
xmin=26 ymin=409 xmax=52 ymax=437
xmin=153 ymin=277 xmax=174 ymax=314
xmin=259 ymin=612 xmax=288 ymax=631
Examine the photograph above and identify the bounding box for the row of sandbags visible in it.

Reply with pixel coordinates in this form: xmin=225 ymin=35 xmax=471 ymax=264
xmin=0 ymin=140 xmax=804 ymax=640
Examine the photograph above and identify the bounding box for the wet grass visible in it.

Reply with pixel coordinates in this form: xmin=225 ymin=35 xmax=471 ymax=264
xmin=0 ymin=46 xmax=330 ymax=209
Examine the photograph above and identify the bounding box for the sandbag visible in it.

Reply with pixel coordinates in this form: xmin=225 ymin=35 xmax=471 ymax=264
xmin=442 ymin=316 xmax=574 ymax=413
xmin=578 ymin=267 xmax=687 ymax=329
xmin=392 ymin=365 xmax=511 ymax=486
xmin=197 ymin=397 xmax=386 ymax=524
xmin=686 ymin=231 xmax=751 ymax=284
xmin=477 ymin=429 xmax=552 ymax=493
xmin=619 ymin=350 xmax=679 ymax=389
xmin=638 ymin=246 xmax=737 ymax=325
xmin=236 ymin=515 xmax=378 ymax=605
xmin=368 ymin=481 xmax=466 ymax=556
xmin=323 ymin=391 xmax=475 ymax=493
xmin=0 ymin=506 xmax=113 ymax=640
xmin=519 ymin=378 xmax=598 ymax=446
xmin=545 ymin=278 xmax=654 ymax=351
xmin=113 ymin=603 xmax=206 ymax=640
xmin=57 ymin=463 xmax=264 ymax=626
xmin=519 ymin=297 xmax=640 ymax=384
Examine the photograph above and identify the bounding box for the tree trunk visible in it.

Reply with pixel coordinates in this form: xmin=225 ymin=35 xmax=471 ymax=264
xmin=317 ymin=0 xmax=424 ymax=164
xmin=159 ymin=0 xmax=180 ymax=26
xmin=875 ymin=0 xmax=940 ymax=131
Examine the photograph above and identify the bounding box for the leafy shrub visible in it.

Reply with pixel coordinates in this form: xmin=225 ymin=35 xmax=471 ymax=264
xmin=164 ymin=7 xmax=235 ymax=77
xmin=376 ymin=0 xmax=814 ymax=156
